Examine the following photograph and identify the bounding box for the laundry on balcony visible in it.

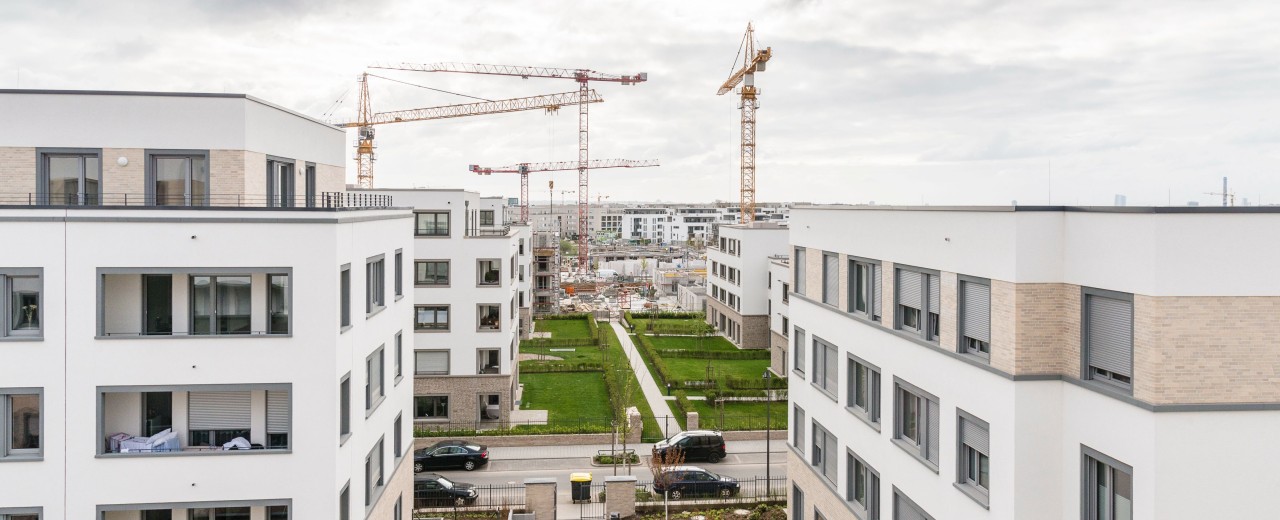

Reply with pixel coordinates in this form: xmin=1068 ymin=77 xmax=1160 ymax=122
xmin=110 ymin=428 xmax=181 ymax=453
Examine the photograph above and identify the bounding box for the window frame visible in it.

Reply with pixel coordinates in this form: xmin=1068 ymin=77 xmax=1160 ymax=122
xmin=144 ymin=149 xmax=210 ymax=207
xmin=793 ymin=247 xmax=807 ymax=295
xmin=414 ymin=305 xmax=450 ymax=332
xmin=894 ymin=265 xmax=940 ymax=342
xmin=811 ymin=335 xmax=838 ymax=399
xmin=477 ymin=348 xmax=501 ymax=374
xmin=189 ymin=274 xmax=253 ymax=336
xmin=892 ymin=487 xmax=936 ymax=520
xmin=266 ymin=273 xmax=291 ymax=336
xmin=414 ymin=395 xmax=450 ymax=420
xmin=365 ymin=436 xmax=385 ymax=509
xmin=892 ymin=377 xmax=940 ymax=472
xmin=810 ymin=419 xmax=838 ymax=483
xmin=1081 ymin=287 xmax=1135 ymax=393
xmin=414 ymin=350 xmax=451 ymax=376
xmin=792 ymin=404 xmax=805 ymax=455
xmin=477 ymin=303 xmax=502 ymax=332
xmin=393 ymin=331 xmax=404 ymax=383
xmin=477 ymin=259 xmax=502 ymax=287
xmin=394 ymin=249 xmax=403 ymax=299
xmin=414 ymin=260 xmax=450 ymax=287
xmin=338 ymin=373 xmax=351 ymax=444
xmin=339 ymin=265 xmax=352 ymax=331
xmin=414 ymin=211 xmax=451 ymax=237
xmin=792 ymin=326 xmax=806 ymax=377
xmin=1081 ymin=445 xmax=1134 ymax=520
xmin=847 ymin=353 xmax=881 ymax=431
xmin=847 ymin=257 xmax=882 ymax=322
xmin=955 ymin=408 xmax=991 ymax=507
xmin=365 ymin=346 xmax=385 ymax=415
xmin=366 ymin=255 xmax=386 ymax=316
xmin=821 ymin=251 xmax=839 ymax=306
xmin=479 ymin=209 xmax=496 ymax=226
xmin=1 ymin=388 xmax=43 ymax=460
xmin=0 ymin=270 xmax=43 ymax=339
xmin=957 ymin=275 xmax=992 ymax=362
xmin=846 ymin=449 xmax=881 ymax=520
xmin=36 ymin=147 xmax=102 ymax=206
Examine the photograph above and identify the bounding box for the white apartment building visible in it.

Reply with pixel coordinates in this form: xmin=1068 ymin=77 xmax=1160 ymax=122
xmin=358 ymin=189 xmax=531 ymax=432
xmin=767 ymin=255 xmax=791 ymax=376
xmin=0 ymin=90 xmax=414 ymax=519
xmin=704 ymin=222 xmax=789 ymax=348
xmin=785 ymin=205 xmax=1280 ymax=520
xmin=517 ymin=202 xmax=791 ymax=246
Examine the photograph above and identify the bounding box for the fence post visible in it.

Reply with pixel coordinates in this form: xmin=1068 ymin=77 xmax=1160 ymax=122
xmin=605 ymin=476 xmax=638 ymax=520
xmin=523 ymin=478 xmax=557 ymax=520
xmin=686 ymin=411 xmax=699 ymax=431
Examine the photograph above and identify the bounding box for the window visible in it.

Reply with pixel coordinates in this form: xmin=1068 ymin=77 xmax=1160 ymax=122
xmin=339 ymin=483 xmax=350 ymax=520
xmin=480 ymin=209 xmax=495 ymax=226
xmin=191 ymin=508 xmax=251 ymax=520
xmin=340 ymin=265 xmax=351 ymax=330
xmin=414 ymin=305 xmax=449 ymax=331
xmin=782 ymin=316 xmax=789 ymax=337
xmin=850 ymin=259 xmax=882 ymax=321
xmin=959 ymin=278 xmax=991 ymax=359
xmin=1083 ymin=289 xmax=1134 ymax=390
xmin=847 ymin=451 xmax=881 ymax=519
xmin=366 ymin=257 xmax=385 ymax=314
xmin=822 ymin=252 xmax=839 ymax=306
xmin=478 ymin=259 xmax=501 ymax=286
xmin=792 ymin=486 xmax=805 ymax=520
xmin=393 ymin=414 xmax=403 ymax=459
xmin=266 ymin=157 xmax=295 ymax=208
xmin=416 ymin=350 xmax=450 ymax=375
xmin=366 ymin=438 xmax=385 ymax=506
xmin=187 ymin=391 xmax=251 ymax=448
xmin=366 ymin=346 xmax=385 ymax=411
xmin=812 ymin=337 xmax=838 ymax=397
xmin=811 ymin=420 xmax=838 ymax=483
xmin=2 ymin=390 xmax=40 ymax=458
xmin=477 ymin=348 xmax=500 ymax=374
xmin=415 ymin=261 xmax=449 ymax=286
xmin=957 ymin=409 xmax=990 ymax=506
xmin=266 ymin=390 xmax=290 ymax=449
xmin=782 ymin=282 xmax=790 ymax=303
xmin=478 ymin=304 xmax=501 ymax=331
xmin=339 ymin=374 xmax=351 ymax=440
xmin=148 ymin=152 xmax=209 ymax=206
xmin=142 ymin=274 xmax=172 ymax=335
xmin=519 ymin=238 xmax=525 ymax=255
xmin=848 ymin=355 xmax=881 ymax=428
xmin=1 ymin=272 xmax=41 ymax=337
xmin=415 ymin=395 xmax=449 ymax=419
xmin=393 ymin=495 xmax=403 ymax=520
xmin=893 ymin=489 xmax=935 ymax=520
xmin=792 ymin=405 xmax=805 ymax=454
xmin=38 ymin=149 xmax=100 ymax=205
xmin=519 ymin=264 xmax=525 ymax=282
xmin=794 ymin=248 xmax=807 ymax=295
xmin=793 ymin=327 xmax=806 ymax=375
xmin=415 ymin=211 xmax=450 ymax=236
xmin=895 ymin=268 xmax=939 ymax=341
xmin=264 ymin=274 xmax=290 ymax=335
xmin=1083 ymin=447 xmax=1133 ymax=520
xmin=394 ymin=332 xmax=403 ymax=380
xmin=190 ymin=276 xmax=251 ymax=335
xmin=394 ymin=250 xmax=403 ymax=298
xmin=893 ymin=379 xmax=940 ymax=469
xmin=267 ymin=506 xmax=288 ymax=520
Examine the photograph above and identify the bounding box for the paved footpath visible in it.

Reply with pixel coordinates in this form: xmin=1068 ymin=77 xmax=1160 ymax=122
xmin=610 ymin=321 xmax=683 ymax=438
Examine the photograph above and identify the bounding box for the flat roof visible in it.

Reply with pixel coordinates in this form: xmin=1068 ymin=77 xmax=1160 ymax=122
xmin=0 ymin=88 xmax=339 ymax=132
xmin=793 ymin=204 xmax=1280 ymax=214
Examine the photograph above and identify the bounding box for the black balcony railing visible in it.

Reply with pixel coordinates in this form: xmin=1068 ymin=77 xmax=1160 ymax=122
xmin=0 ymin=191 xmax=394 ymax=209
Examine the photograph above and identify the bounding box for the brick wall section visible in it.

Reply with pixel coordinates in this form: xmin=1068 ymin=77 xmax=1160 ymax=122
xmin=1136 ymin=295 xmax=1280 ymax=404
xmin=209 ymin=150 xmax=246 ymax=203
xmin=413 ymin=374 xmax=513 ymax=428
xmin=1011 ymin=283 xmax=1080 ymax=376
xmin=316 ymin=162 xmax=346 ymax=193
xmin=940 ymin=271 xmax=959 ymax=354
xmin=242 ymin=151 xmax=266 ymax=198
xmin=805 ymin=246 xmax=823 ymax=298
xmin=741 ymin=313 xmax=771 ymax=349
xmin=837 ymin=253 xmax=849 ymax=312
xmin=368 ymin=456 xmax=413 ymax=519
xmin=770 ymin=330 xmax=788 ymax=375
xmin=787 ymin=449 xmax=850 ymax=520
xmin=0 ymin=147 xmax=35 ymax=195
xmin=102 ymin=148 xmax=144 ymax=195
xmin=989 ymin=279 xmax=1018 ymax=374
xmin=880 ymin=261 xmax=895 ymax=332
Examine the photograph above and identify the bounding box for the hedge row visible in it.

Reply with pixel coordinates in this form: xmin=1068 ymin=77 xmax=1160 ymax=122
xmin=723 ymin=375 xmax=789 ymax=390
xmin=629 ymin=311 xmax=705 ymax=320
xmin=632 ymin=332 xmax=674 ymax=388
xmin=537 ymin=313 xmax=594 ymax=321
xmin=522 ymin=337 xmax=599 ymax=348
xmin=705 ymin=388 xmax=788 ymax=402
xmin=654 ymin=349 xmax=770 ymax=360
xmin=671 ymin=390 xmax=694 ymax=419
xmin=519 ymin=362 xmax=604 ymax=373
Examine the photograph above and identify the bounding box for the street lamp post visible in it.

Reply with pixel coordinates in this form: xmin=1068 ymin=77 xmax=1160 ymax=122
xmin=763 ymin=368 xmax=772 ymax=495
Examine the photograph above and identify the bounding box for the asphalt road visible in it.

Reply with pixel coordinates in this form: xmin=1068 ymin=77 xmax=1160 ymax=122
xmin=426 ymin=451 xmax=787 ymax=487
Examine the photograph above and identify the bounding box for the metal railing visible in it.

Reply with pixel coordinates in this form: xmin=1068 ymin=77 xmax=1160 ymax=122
xmin=0 ymin=191 xmax=394 ymax=209
xmin=413 ymin=483 xmax=525 ymax=515
xmin=636 ymin=476 xmax=786 ymax=505
xmin=466 ymin=224 xmax=513 ymax=237
xmin=415 ymin=416 xmax=618 ymax=436
xmin=101 ymin=330 xmax=288 ymax=337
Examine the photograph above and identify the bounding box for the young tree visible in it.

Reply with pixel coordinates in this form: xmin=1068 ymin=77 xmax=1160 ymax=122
xmin=648 ymin=443 xmax=686 ymax=520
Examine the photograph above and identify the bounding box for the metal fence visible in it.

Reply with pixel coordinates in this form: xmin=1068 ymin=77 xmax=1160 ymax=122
xmin=635 ymin=476 xmax=786 ymax=506
xmin=415 ymin=416 xmax=618 ymax=437
xmin=0 ymin=191 xmax=394 ymax=208
xmin=413 ymin=483 xmax=525 ymax=518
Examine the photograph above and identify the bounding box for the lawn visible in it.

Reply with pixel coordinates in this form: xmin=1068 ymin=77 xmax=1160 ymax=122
xmin=534 ymin=318 xmax=593 ymax=339
xmin=686 ymin=400 xmax=788 ymax=431
xmin=600 ymin=324 xmax=665 ymax=442
xmin=663 ymin=357 xmax=772 ymax=383
xmin=520 ymin=344 xmax=605 ymax=365
xmin=648 ymin=335 xmax=740 ymax=352
xmin=519 ymin=372 xmax=612 ymax=422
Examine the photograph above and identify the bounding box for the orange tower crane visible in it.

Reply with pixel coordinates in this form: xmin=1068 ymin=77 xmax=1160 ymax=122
xmin=718 ymin=23 xmax=772 ymax=224
xmin=345 ymin=73 xmax=604 ymax=188
xmin=469 ymin=159 xmax=659 ymax=224
xmin=371 ymin=62 xmax=648 ymax=273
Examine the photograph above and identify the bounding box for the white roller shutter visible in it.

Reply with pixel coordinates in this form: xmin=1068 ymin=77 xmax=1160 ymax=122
xmin=962 ymin=281 xmax=991 ymax=343
xmin=188 ymin=391 xmax=251 ymax=430
xmin=1087 ymin=295 xmax=1133 ymax=377
xmin=960 ymin=416 xmax=989 ymax=456
xmin=267 ymin=390 xmax=289 ymax=434
xmin=823 ymin=254 xmax=839 ymax=304
xmin=925 ymin=399 xmax=940 ymax=464
xmin=927 ymin=274 xmax=940 ymax=313
xmin=416 ymin=351 xmax=449 ymax=374
xmin=872 ymin=264 xmax=882 ymax=319
xmin=897 ymin=270 xmax=921 ymax=309
xmin=895 ymin=493 xmax=932 ymax=520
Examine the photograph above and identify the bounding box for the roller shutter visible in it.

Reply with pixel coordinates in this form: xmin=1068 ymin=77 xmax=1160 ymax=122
xmin=823 ymin=253 xmax=839 ymax=304
xmin=1087 ymin=295 xmax=1133 ymax=377
xmin=267 ymin=390 xmax=289 ymax=434
xmin=895 ymin=492 xmax=932 ymax=520
xmin=925 ymin=399 xmax=940 ymax=464
xmin=872 ymin=264 xmax=882 ymax=319
xmin=960 ymin=416 xmax=989 ymax=456
xmin=897 ymin=270 xmax=921 ymax=309
xmin=962 ymin=281 xmax=991 ymax=343
xmin=927 ymin=274 xmax=940 ymax=313
xmin=416 ymin=351 xmax=449 ymax=375
xmin=188 ymin=391 xmax=251 ymax=430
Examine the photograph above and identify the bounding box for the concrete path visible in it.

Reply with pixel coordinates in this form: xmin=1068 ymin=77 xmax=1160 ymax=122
xmin=610 ymin=321 xmax=683 ymax=438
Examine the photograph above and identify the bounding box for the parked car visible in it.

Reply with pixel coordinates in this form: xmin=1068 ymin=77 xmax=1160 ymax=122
xmin=414 ymin=473 xmax=479 ymax=507
xmin=652 ymin=430 xmax=727 ymax=463
xmin=414 ymin=440 xmax=490 ymax=472
xmin=652 ymin=466 xmax=740 ymax=499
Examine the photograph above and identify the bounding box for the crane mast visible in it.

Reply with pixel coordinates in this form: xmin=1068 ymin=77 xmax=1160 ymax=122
xmin=355 ymin=73 xmax=375 ymax=189
xmin=718 ymin=23 xmax=772 ymax=224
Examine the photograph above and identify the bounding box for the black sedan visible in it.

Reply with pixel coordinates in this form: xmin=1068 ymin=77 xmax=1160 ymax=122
xmin=652 ymin=466 xmax=740 ymax=500
xmin=414 ymin=440 xmax=490 ymax=472
xmin=415 ymin=473 xmax=479 ymax=507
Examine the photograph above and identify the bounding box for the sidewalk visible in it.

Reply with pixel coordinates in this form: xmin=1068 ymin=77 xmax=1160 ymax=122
xmin=610 ymin=321 xmax=683 ymax=438
xmin=489 ymin=439 xmax=786 ymax=461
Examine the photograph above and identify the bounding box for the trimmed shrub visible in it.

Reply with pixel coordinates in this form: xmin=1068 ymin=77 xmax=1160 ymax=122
xmin=654 ymin=349 xmax=770 ymax=360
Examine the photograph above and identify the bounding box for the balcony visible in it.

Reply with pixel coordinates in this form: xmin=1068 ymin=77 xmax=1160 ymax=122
xmin=98 ymin=271 xmax=291 ymax=338
xmin=99 ymin=386 xmax=291 ymax=456
xmin=103 ymin=504 xmax=289 ymax=519
xmin=0 ymin=191 xmax=393 ymax=208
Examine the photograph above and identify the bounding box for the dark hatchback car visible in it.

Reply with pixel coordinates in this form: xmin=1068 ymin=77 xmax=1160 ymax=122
xmin=652 ymin=430 xmax=727 ymax=463
xmin=415 ymin=473 xmax=479 ymax=507
xmin=652 ymin=466 xmax=740 ymax=499
xmin=414 ymin=440 xmax=490 ymax=472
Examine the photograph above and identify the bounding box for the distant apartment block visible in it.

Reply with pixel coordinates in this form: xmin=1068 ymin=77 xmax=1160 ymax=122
xmin=704 ymin=222 xmax=789 ymax=348
xmin=0 ymin=90 xmax=414 ymax=519
xmin=786 ymin=205 xmax=1280 ymax=520
xmin=768 ymin=254 xmax=791 ymax=376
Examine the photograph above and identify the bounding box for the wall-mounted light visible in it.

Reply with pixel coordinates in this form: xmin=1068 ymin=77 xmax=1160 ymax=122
xmin=117 ymin=157 xmax=129 ymax=167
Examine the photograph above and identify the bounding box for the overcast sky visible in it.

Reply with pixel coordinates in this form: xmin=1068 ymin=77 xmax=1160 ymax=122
xmin=4 ymin=0 xmax=1279 ymax=206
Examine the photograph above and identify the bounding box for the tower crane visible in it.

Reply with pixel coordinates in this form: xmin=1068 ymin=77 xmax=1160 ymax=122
xmin=1205 ymin=176 xmax=1235 ymax=207
xmin=718 ymin=23 xmax=772 ymax=224
xmin=371 ymin=62 xmax=648 ymax=273
xmin=469 ymin=159 xmax=658 ymax=224
xmin=343 ymin=72 xmax=604 ymax=188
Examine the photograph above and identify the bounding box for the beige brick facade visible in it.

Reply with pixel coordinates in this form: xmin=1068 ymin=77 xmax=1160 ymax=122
xmin=367 ymin=456 xmax=413 ymax=519
xmin=0 ymin=147 xmax=36 ymax=196
xmin=413 ymin=374 xmax=513 ymax=428
xmin=1010 ymin=283 xmax=1080 ymax=376
xmin=316 ymin=162 xmax=347 ymax=193
xmin=988 ymin=279 xmax=1019 ymax=374
xmin=804 ymin=246 xmax=823 ymax=298
xmin=837 ymin=253 xmax=849 ymax=312
xmin=787 ymin=449 xmax=853 ymax=520
xmin=741 ymin=313 xmax=771 ymax=349
xmin=939 ymin=271 xmax=959 ymax=353
xmin=880 ymin=261 xmax=895 ymax=332
xmin=770 ymin=330 xmax=788 ymax=375
xmin=100 ymin=148 xmax=145 ymax=196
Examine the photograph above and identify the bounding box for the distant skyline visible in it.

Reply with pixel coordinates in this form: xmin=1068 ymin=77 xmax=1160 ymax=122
xmin=4 ymin=1 xmax=1279 ymax=206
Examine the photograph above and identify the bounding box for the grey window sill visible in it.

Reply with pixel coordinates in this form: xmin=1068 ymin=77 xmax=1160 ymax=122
xmin=0 ymin=454 xmax=43 ymax=462
xmin=414 ymin=417 xmax=450 ymax=423
xmin=811 ymin=382 xmax=839 ymax=403
xmin=394 ymin=375 xmax=404 ymax=386
xmin=1083 ymin=377 xmax=1134 ymax=397
xmin=414 ymin=328 xmax=451 ymax=333
xmin=953 ymin=482 xmax=990 ymax=509
xmin=395 ymin=295 xmax=404 ymax=302
xmin=0 ymin=335 xmax=43 ymax=342
xmin=366 ymin=305 xmax=386 ymax=319
xmin=414 ymin=372 xmax=451 ymax=377
xmin=366 ymin=394 xmax=386 ymax=418
xmin=890 ymin=437 xmax=939 ymax=474
xmin=340 ymin=325 xmax=353 ymax=334
xmin=415 ymin=283 xmax=451 ymax=288
xmin=414 ymin=235 xmax=451 ymax=239
xmin=340 ymin=432 xmax=352 ymax=447
xmin=959 ymin=350 xmax=991 ymax=364
xmin=846 ymin=406 xmax=881 ymax=432
xmin=477 ymin=328 xmax=501 ymax=333
xmin=95 ymin=334 xmax=292 ymax=340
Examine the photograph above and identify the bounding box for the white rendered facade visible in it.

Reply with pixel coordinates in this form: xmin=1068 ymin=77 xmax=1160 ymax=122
xmin=785 ymin=205 xmax=1280 ymax=520
xmin=767 ymin=255 xmax=791 ymax=376
xmin=704 ymin=223 xmax=789 ymax=348
xmin=359 ymin=189 xmax=530 ymax=431
xmin=0 ymin=91 xmax=413 ymax=519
